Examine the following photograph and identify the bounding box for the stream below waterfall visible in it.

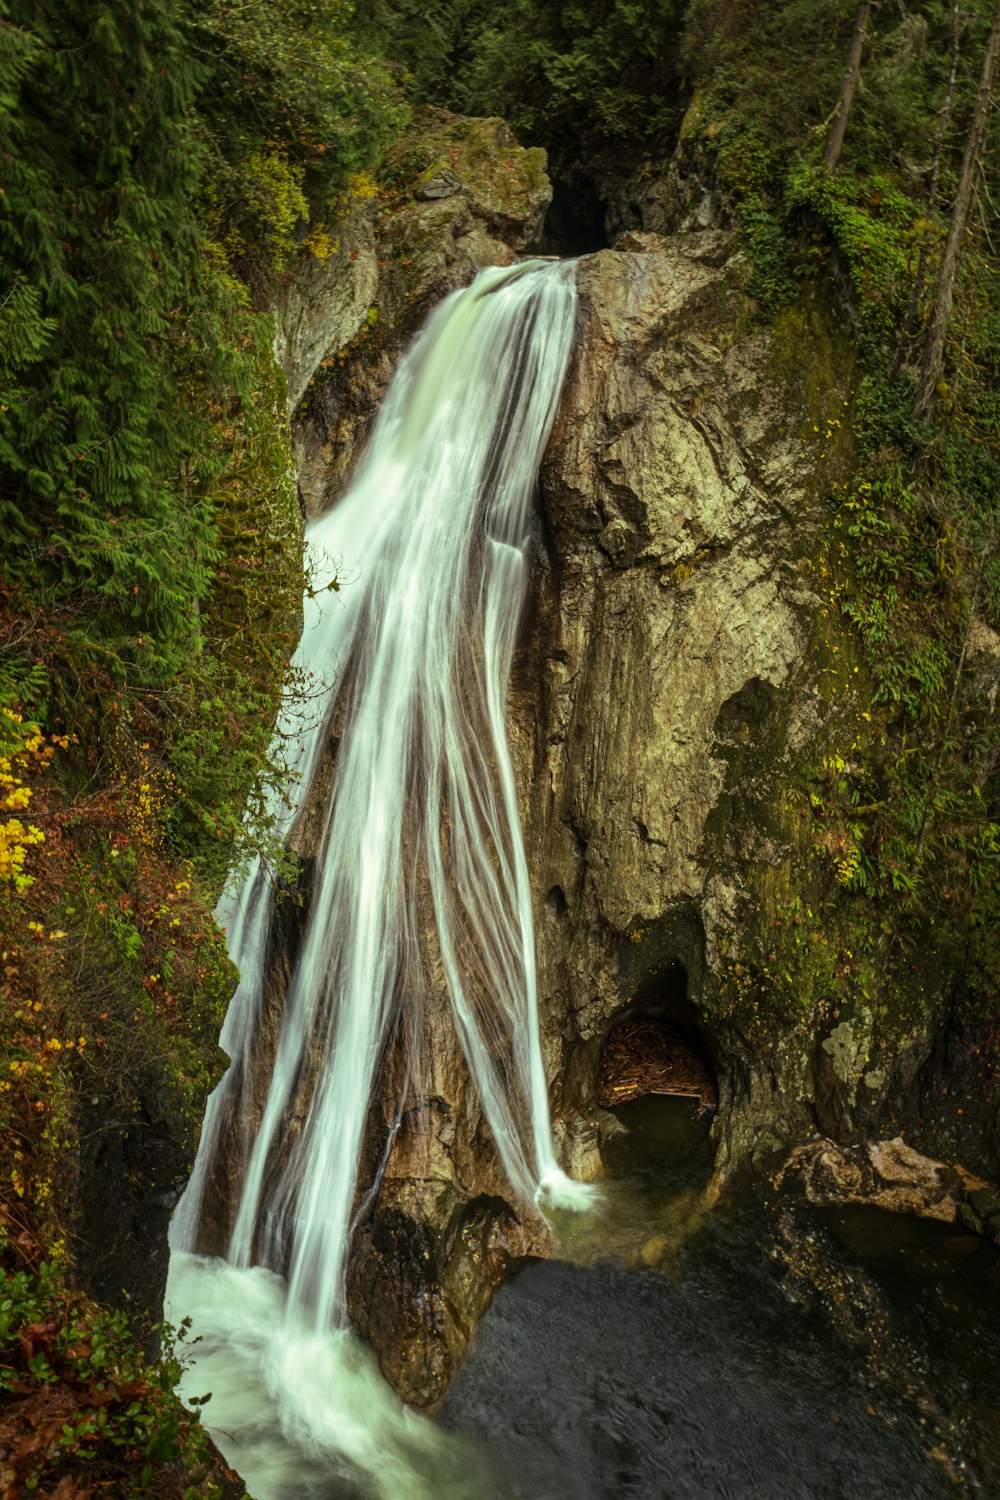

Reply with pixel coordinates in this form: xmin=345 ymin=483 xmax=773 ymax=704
xmin=442 ymin=1099 xmax=1000 ymax=1499
xmin=168 ymin=1097 xmax=1000 ymax=1498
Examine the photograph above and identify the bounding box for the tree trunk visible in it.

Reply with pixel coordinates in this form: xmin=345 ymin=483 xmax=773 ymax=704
xmin=825 ymin=0 xmax=873 ymax=171
xmin=894 ymin=0 xmax=964 ymax=372
xmin=913 ymin=0 xmax=1000 ymax=421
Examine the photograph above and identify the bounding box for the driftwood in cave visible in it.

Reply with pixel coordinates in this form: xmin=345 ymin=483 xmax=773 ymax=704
xmin=597 ymin=1019 xmax=718 ymax=1115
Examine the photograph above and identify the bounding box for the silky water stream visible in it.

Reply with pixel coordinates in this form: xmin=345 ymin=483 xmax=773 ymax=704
xmin=166 ymin=260 xmax=1000 ymax=1499
xmin=166 ymin=258 xmax=591 ymax=1499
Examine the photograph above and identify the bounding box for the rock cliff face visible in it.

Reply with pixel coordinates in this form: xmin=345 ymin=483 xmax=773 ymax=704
xmin=518 ymin=230 xmax=857 ymax=1170
xmin=279 ymin=214 xmax=862 ymax=1404
xmin=259 ymin=115 xmax=994 ymax=1407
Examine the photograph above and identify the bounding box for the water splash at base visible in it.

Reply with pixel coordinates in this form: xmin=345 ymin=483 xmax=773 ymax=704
xmin=535 ymin=1168 xmax=600 ymax=1218
xmin=166 ymin=1252 xmax=505 ymax=1500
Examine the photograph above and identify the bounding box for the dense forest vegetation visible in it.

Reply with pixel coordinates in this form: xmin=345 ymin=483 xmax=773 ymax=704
xmin=1 ymin=0 xmax=998 ymax=1492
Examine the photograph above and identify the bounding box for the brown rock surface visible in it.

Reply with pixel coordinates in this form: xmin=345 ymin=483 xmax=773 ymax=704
xmin=775 ymin=1136 xmax=963 ymax=1222
xmin=286 ymin=109 xmax=552 ymax=517
xmin=515 ymin=233 xmax=856 ymax=1170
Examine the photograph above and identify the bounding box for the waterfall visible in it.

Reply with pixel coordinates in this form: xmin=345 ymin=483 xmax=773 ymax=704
xmin=166 ymin=259 xmax=593 ymax=1496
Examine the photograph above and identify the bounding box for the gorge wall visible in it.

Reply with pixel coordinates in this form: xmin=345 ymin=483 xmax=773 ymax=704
xmin=265 ymin=112 xmax=999 ymax=1407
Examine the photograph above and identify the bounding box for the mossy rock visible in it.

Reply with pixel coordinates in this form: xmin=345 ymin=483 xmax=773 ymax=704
xmin=382 ymin=107 xmax=550 ymax=229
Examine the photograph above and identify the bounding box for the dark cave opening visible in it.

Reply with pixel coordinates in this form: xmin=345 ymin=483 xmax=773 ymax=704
xmin=545 ymin=883 xmax=568 ymax=919
xmin=540 ymin=160 xmax=612 ymax=256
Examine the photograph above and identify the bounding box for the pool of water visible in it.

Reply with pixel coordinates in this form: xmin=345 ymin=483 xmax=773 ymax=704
xmin=442 ymin=1099 xmax=1000 ymax=1498
xmin=170 ymin=1097 xmax=1000 ymax=1498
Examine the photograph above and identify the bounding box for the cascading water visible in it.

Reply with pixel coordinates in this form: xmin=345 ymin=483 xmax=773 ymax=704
xmin=166 ymin=259 xmax=593 ymax=1498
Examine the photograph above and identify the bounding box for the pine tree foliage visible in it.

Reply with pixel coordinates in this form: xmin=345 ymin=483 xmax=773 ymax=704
xmin=194 ymin=0 xmax=405 ymax=180
xmin=0 ymin=0 xmax=225 ymax=679
xmin=0 ymin=0 xmax=411 ymax=874
xmin=352 ymin=0 xmax=687 ymax=155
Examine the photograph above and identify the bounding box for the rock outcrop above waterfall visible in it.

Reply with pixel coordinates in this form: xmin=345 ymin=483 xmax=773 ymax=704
xmin=275 ymin=108 xmax=550 ymax=510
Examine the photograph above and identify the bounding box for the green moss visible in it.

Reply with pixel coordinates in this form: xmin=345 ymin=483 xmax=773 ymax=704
xmin=786 ymin=163 xmax=919 ymax=356
xmin=677 ymin=91 xmax=709 ymax=145
xmin=766 ymin=290 xmax=859 ymax=463
xmin=381 ymin=108 xmax=547 ymax=221
xmin=704 ymin=483 xmax=970 ymax=1087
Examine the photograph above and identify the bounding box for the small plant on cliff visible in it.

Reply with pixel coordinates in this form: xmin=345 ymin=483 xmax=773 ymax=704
xmin=0 ymin=1238 xmax=233 ymax=1498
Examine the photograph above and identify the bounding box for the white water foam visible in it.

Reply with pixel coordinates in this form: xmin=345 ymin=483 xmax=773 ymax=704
xmin=166 ymin=1253 xmax=503 ymax=1500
